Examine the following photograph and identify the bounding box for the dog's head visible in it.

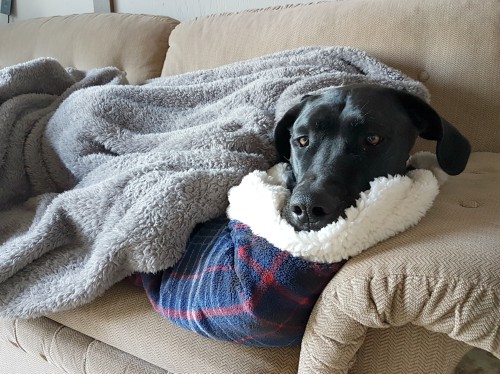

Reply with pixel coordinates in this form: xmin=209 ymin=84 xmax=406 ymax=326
xmin=275 ymin=83 xmax=471 ymax=231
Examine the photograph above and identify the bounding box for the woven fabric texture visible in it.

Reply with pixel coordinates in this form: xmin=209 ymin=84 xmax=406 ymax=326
xmin=0 ymin=339 xmax=65 ymax=374
xmin=0 ymin=318 xmax=168 ymax=374
xmin=350 ymin=324 xmax=471 ymax=374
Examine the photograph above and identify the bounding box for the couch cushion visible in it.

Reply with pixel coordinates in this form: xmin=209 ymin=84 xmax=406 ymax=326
xmin=0 ymin=318 xmax=169 ymax=373
xmin=0 ymin=339 xmax=66 ymax=374
xmin=0 ymin=13 xmax=179 ymax=84
xmin=163 ymin=0 xmax=500 ymax=153
xmin=48 ymin=281 xmax=300 ymax=374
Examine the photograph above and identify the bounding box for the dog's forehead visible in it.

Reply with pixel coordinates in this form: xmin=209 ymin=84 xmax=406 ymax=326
xmin=298 ymin=89 xmax=365 ymax=127
xmin=299 ymin=85 xmax=409 ymax=126
xmin=294 ymin=104 xmax=338 ymax=131
xmin=336 ymin=84 xmax=407 ymax=110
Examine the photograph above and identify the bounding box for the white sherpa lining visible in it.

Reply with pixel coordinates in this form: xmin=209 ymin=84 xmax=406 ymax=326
xmin=226 ymin=152 xmax=446 ymax=263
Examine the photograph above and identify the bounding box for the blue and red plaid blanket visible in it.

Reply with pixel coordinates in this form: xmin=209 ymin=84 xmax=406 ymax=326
xmin=133 ymin=217 xmax=344 ymax=347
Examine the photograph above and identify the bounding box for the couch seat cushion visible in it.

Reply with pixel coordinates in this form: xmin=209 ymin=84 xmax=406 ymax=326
xmin=49 ymin=281 xmax=300 ymax=374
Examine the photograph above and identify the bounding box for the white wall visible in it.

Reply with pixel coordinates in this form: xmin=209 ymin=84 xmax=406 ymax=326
xmin=14 ymin=0 xmax=94 ymax=20
xmin=1 ymin=0 xmax=319 ymax=25
xmin=1 ymin=0 xmax=93 ymax=24
xmin=114 ymin=0 xmax=319 ymax=21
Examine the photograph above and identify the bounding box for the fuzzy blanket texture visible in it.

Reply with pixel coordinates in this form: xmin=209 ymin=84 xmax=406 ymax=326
xmin=0 ymin=46 xmax=430 ymax=318
xmin=136 ymin=153 xmax=444 ymax=347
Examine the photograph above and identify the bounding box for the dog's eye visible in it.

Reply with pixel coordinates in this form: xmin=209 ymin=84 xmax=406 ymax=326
xmin=366 ymin=135 xmax=382 ymax=145
xmin=296 ymin=136 xmax=309 ymax=148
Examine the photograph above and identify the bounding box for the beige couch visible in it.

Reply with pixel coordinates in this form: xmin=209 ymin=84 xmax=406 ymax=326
xmin=0 ymin=0 xmax=499 ymax=373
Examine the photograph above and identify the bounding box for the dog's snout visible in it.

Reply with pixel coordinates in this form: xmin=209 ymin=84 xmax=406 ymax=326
xmin=290 ymin=199 xmax=327 ymax=220
xmin=287 ymin=192 xmax=342 ymax=231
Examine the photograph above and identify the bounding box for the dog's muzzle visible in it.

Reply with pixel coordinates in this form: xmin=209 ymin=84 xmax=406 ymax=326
xmin=283 ymin=188 xmax=350 ymax=231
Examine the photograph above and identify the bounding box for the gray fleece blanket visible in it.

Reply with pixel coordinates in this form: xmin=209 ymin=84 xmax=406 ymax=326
xmin=0 ymin=46 xmax=428 ymax=318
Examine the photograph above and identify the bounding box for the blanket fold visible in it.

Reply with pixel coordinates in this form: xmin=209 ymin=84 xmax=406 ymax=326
xmin=0 ymin=58 xmax=127 ymax=208
xmin=0 ymin=47 xmax=430 ymax=318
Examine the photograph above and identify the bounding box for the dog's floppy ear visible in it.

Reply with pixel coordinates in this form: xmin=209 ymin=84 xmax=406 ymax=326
xmin=274 ymin=97 xmax=309 ymax=161
xmin=397 ymin=91 xmax=471 ymax=175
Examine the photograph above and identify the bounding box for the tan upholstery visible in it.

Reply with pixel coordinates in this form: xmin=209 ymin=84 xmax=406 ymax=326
xmin=164 ymin=0 xmax=500 ymax=153
xmin=0 ymin=318 xmax=169 ymax=373
xmin=0 ymin=13 xmax=179 ymax=84
xmin=350 ymin=324 xmax=471 ymax=374
xmin=49 ymin=281 xmax=300 ymax=374
xmin=0 ymin=339 xmax=65 ymax=374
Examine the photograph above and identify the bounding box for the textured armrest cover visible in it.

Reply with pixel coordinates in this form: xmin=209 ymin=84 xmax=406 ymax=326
xmin=299 ymin=152 xmax=500 ymax=373
xmin=0 ymin=13 xmax=179 ymax=84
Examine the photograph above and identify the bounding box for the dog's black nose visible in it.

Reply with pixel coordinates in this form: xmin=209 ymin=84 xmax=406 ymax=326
xmin=287 ymin=192 xmax=343 ymax=231
xmin=291 ymin=202 xmax=327 ymax=221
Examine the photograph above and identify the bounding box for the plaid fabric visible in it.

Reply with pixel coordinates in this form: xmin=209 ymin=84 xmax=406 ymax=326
xmin=135 ymin=217 xmax=345 ymax=347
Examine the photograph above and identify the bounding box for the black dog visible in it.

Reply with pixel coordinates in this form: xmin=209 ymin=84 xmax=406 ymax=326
xmin=274 ymin=83 xmax=471 ymax=231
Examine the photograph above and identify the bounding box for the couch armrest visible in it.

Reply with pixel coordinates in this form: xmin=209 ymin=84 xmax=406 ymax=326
xmin=299 ymin=152 xmax=500 ymax=373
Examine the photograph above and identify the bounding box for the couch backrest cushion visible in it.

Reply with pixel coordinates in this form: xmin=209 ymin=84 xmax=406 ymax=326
xmin=0 ymin=13 xmax=179 ymax=84
xmin=164 ymin=0 xmax=499 ymax=152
